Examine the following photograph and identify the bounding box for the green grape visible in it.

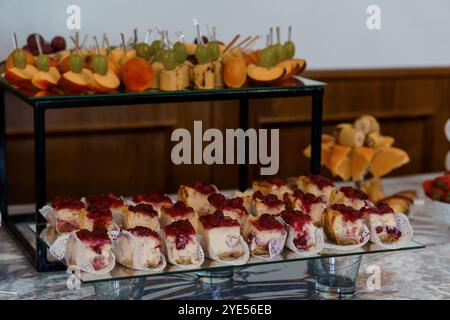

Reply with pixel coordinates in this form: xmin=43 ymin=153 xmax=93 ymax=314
xmin=151 ymin=40 xmax=162 ymax=53
xmin=162 ymin=50 xmax=177 ymax=71
xmin=91 ymin=54 xmax=108 ymax=75
xmin=154 ymin=48 xmax=164 ymax=63
xmin=12 ymin=49 xmax=27 ymax=69
xmin=273 ymin=44 xmax=283 ymax=63
xmin=36 ymin=54 xmax=50 ymax=72
xmin=135 ymin=42 xmax=152 ymax=60
xmin=69 ymin=54 xmax=84 ymax=73
xmin=283 ymin=41 xmax=295 ymax=59
xmin=258 ymin=48 xmax=276 ymax=68
xmin=195 ymin=45 xmax=211 ymax=64
xmin=206 ymin=41 xmax=220 ymax=61
xmin=173 ymin=42 xmax=188 ymax=64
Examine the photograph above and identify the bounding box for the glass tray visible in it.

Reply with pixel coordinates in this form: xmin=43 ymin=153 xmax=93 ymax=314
xmin=29 ymin=223 xmax=424 ymax=284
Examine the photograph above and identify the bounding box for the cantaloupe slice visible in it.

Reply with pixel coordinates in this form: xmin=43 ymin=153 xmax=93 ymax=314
xmin=329 ymin=145 xmax=352 ymax=181
xmin=303 ymin=142 xmax=334 ymax=167
xmin=32 ymin=67 xmax=61 ymax=90
xmin=5 ymin=65 xmax=38 ymax=88
xmin=370 ymin=147 xmax=410 ymax=177
xmin=247 ymin=63 xmax=285 ymax=83
xmin=90 ymin=69 xmax=120 ymax=93
xmin=351 ymin=147 xmax=374 ymax=181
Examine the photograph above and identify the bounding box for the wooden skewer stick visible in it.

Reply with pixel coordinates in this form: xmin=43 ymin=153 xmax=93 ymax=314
xmin=145 ymin=29 xmax=152 ymax=44
xmin=103 ymin=34 xmax=111 ymax=51
xmin=120 ymin=33 xmax=127 ymax=51
xmin=194 ymin=18 xmax=202 ymax=45
xmin=269 ymin=27 xmax=273 ymax=45
xmin=81 ymin=33 xmax=88 ymax=48
xmin=12 ymin=33 xmax=18 ymax=49
xmin=222 ymin=34 xmax=240 ymax=55
xmin=212 ymin=26 xmax=216 ymax=41
xmin=165 ymin=30 xmax=171 ymax=49
xmin=75 ymin=31 xmax=80 ymax=54
xmin=93 ymin=35 xmax=100 ymax=54
xmin=236 ymin=35 xmax=252 ymax=48
xmin=288 ymin=25 xmax=292 ymax=41
xmin=266 ymin=34 xmax=270 ymax=47
xmin=35 ymin=34 xmax=43 ymax=55
xmin=133 ymin=28 xmax=138 ymax=45
xmin=242 ymin=35 xmax=261 ymax=50
xmin=276 ymin=26 xmax=281 ymax=44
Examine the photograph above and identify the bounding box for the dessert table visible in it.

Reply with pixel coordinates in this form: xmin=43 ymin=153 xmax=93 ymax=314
xmin=0 ymin=173 xmax=448 ymax=300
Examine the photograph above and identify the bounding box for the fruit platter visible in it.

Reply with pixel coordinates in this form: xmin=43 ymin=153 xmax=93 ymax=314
xmin=0 ymin=26 xmax=307 ymax=97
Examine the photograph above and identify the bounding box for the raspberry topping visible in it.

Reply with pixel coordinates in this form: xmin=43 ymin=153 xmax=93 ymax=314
xmin=128 ymin=204 xmax=158 ymax=217
xmin=199 ymin=210 xmax=240 ymax=229
xmin=164 ymin=220 xmax=195 ymax=250
xmin=306 ymin=174 xmax=334 ymax=190
xmin=251 ymin=213 xmax=285 ymax=232
xmin=87 ymin=193 xmax=124 ymax=209
xmin=339 ymin=186 xmax=368 ymax=200
xmin=287 ymin=190 xmax=323 ymax=212
xmin=76 ymin=229 xmax=111 ymax=254
xmin=163 ymin=201 xmax=194 ymax=217
xmin=253 ymin=191 xmax=284 ymax=207
xmin=330 ymin=204 xmax=363 ymax=222
xmin=52 ymin=196 xmax=84 ymax=211
xmin=281 ymin=209 xmax=312 ymax=231
xmin=363 ymin=203 xmax=394 ymax=215
xmin=208 ymin=193 xmax=247 ymax=215
xmin=189 ymin=181 xmax=216 ymax=194
xmin=126 ymin=226 xmax=160 ymax=239
xmin=133 ymin=191 xmax=173 ymax=205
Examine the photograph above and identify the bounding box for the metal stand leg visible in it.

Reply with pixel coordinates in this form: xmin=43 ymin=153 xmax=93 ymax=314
xmin=0 ymin=88 xmax=8 ymax=222
xmin=34 ymin=105 xmax=55 ymax=271
xmin=238 ymin=98 xmax=249 ymax=191
xmin=310 ymin=89 xmax=324 ymax=174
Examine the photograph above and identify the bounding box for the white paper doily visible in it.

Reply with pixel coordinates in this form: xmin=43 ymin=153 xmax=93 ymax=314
xmin=323 ymin=224 xmax=370 ymax=251
xmin=49 ymin=232 xmax=115 ymax=275
xmin=162 ymin=235 xmax=205 ymax=269
xmin=200 ymin=235 xmax=250 ymax=266
xmin=113 ymin=230 xmax=167 ymax=271
xmin=285 ymin=227 xmax=324 ymax=257
xmin=369 ymin=213 xmax=413 ymax=248
xmin=249 ymin=234 xmax=287 ymax=261
xmin=39 ymin=205 xmax=55 ymax=225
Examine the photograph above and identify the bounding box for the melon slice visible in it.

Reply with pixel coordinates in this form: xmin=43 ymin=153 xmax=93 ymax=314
xmin=351 ymin=147 xmax=374 ymax=181
xmin=329 ymin=145 xmax=352 ymax=181
xmin=31 ymin=67 xmax=61 ymax=91
xmin=303 ymin=142 xmax=334 ymax=167
xmin=5 ymin=65 xmax=38 ymax=88
xmin=58 ymin=68 xmax=93 ymax=93
xmin=90 ymin=69 xmax=120 ymax=93
xmin=370 ymin=147 xmax=410 ymax=177
xmin=247 ymin=63 xmax=285 ymax=84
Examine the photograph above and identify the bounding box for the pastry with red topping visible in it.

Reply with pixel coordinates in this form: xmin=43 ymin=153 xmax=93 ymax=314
xmin=362 ymin=203 xmax=401 ymax=242
xmin=284 ymin=190 xmax=326 ymax=227
xmin=331 ymin=186 xmax=372 ymax=210
xmin=294 ymin=174 xmax=336 ymax=204
xmin=51 ymin=196 xmax=85 ymax=233
xmin=78 ymin=205 xmax=115 ymax=232
xmin=252 ymin=178 xmax=292 ymax=200
xmin=252 ymin=191 xmax=286 ymax=216
xmin=86 ymin=193 xmax=127 ymax=226
xmin=281 ymin=209 xmax=317 ymax=251
xmin=68 ymin=229 xmax=114 ymax=271
xmin=114 ymin=226 xmax=162 ymax=269
xmin=243 ymin=213 xmax=287 ymax=256
xmin=198 ymin=210 xmax=245 ymax=260
xmin=163 ymin=219 xmax=202 ymax=265
xmin=133 ymin=191 xmax=173 ymax=217
xmin=207 ymin=193 xmax=249 ymax=227
xmin=122 ymin=204 xmax=159 ymax=230
xmin=160 ymin=201 xmax=199 ymax=230
xmin=178 ymin=181 xmax=218 ymax=215
xmin=322 ymin=204 xmax=366 ymax=245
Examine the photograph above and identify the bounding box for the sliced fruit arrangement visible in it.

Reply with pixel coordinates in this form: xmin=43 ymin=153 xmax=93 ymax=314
xmin=2 ymin=25 xmax=306 ymax=94
xmin=303 ymin=115 xmax=410 ymax=182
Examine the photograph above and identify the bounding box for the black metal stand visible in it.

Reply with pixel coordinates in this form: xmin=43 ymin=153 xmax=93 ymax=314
xmin=0 ymin=78 xmax=325 ymax=272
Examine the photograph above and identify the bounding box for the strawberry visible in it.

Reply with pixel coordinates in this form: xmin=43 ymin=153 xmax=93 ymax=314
xmin=430 ymin=187 xmax=445 ymax=201
xmin=423 ymin=180 xmax=434 ymax=194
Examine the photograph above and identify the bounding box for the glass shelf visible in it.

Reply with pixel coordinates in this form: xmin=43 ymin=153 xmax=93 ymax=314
xmin=29 ymin=223 xmax=424 ymax=284
xmin=0 ymin=75 xmax=325 ymax=108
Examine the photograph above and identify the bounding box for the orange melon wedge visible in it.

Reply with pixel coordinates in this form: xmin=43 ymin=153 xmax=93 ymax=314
xmin=370 ymin=147 xmax=410 ymax=177
xmin=351 ymin=147 xmax=374 ymax=181
xmin=329 ymin=145 xmax=352 ymax=181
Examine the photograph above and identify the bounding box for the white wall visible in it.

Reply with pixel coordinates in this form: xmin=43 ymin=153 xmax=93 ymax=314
xmin=1 ymin=0 xmax=450 ymax=70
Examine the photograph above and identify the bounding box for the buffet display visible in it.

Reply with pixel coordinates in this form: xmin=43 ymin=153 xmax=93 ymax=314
xmin=39 ymin=174 xmax=413 ymax=276
xmin=303 ymin=115 xmax=417 ymax=214
xmin=1 ymin=26 xmax=307 ymax=96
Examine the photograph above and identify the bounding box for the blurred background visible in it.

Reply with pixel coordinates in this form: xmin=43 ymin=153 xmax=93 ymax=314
xmin=1 ymin=0 xmax=450 ymax=204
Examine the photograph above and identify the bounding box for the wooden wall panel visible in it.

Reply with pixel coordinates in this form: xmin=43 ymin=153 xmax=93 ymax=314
xmin=4 ymin=67 xmax=450 ymax=204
